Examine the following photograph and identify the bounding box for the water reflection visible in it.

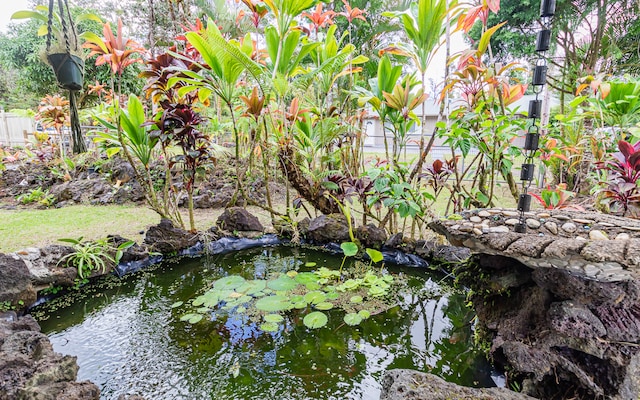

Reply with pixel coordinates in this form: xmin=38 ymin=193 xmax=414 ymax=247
xmin=35 ymin=247 xmax=494 ymax=399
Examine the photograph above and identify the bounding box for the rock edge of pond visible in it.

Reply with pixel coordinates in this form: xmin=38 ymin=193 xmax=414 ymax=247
xmin=0 ymin=208 xmax=471 ymax=400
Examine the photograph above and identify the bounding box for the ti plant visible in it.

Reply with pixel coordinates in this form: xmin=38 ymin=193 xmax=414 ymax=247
xmin=597 ymin=139 xmax=640 ymax=217
xmin=149 ymin=101 xmax=210 ymax=232
xmin=530 ymin=184 xmax=583 ymax=210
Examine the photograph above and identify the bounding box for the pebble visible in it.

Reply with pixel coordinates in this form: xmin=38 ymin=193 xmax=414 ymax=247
xmin=503 ymin=211 xmax=519 ymax=217
xmin=562 ymin=222 xmax=577 ymax=233
xmin=473 ymin=228 xmax=483 ymax=235
xmin=537 ymin=212 xmax=551 ymax=218
xmin=489 ymin=226 xmax=510 ymax=233
xmin=544 ymin=221 xmax=558 ymax=235
xmin=488 ymin=209 xmax=503 ymax=214
xmin=459 ymin=225 xmax=473 ymax=233
xmin=615 ymin=233 xmax=630 ymax=240
xmin=576 ymin=236 xmax=587 ymax=241
xmin=622 ymin=226 xmax=640 ymax=231
xmin=526 ymin=219 xmax=541 ymax=229
xmin=470 ymin=216 xmax=482 ymax=223
xmin=462 ymin=222 xmax=473 ymax=227
xmin=583 ymin=264 xmax=600 ymax=277
xmin=451 ymin=224 xmax=460 ymax=230
xmin=555 ymin=215 xmax=571 ymax=221
xmin=478 ymin=210 xmax=491 ymax=217
xmin=599 ymin=222 xmax=615 ymax=227
xmin=505 ymin=218 xmax=519 ymax=226
xmin=574 ymin=218 xmax=595 ymax=224
xmin=589 ymin=230 xmax=608 ymax=240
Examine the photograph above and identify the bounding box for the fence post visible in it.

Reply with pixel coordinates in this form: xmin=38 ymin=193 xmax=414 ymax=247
xmin=1 ymin=110 xmax=10 ymax=146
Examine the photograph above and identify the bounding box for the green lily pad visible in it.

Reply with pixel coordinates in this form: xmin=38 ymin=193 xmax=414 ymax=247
xmin=170 ymin=301 xmax=183 ymax=308
xmin=214 ymin=276 xmax=246 ymax=290
xmin=368 ymin=286 xmax=387 ymax=297
xmin=315 ymin=302 xmax=334 ymax=310
xmin=305 ymin=262 xmax=317 ymax=267
xmin=264 ymin=314 xmax=284 ymax=323
xmin=326 ymin=292 xmax=340 ymax=300
xmin=304 ymin=291 xmax=326 ymax=304
xmin=255 ymin=295 xmax=293 ymax=312
xmin=358 ymin=310 xmax=371 ymax=319
xmin=341 ymin=242 xmax=359 ymax=257
xmin=303 ymin=311 xmax=328 ymax=329
xmin=180 ymin=313 xmax=203 ymax=324
xmin=196 ymin=307 xmax=209 ymax=313
xmin=305 ymin=282 xmax=321 ymax=291
xmin=293 ymin=301 xmax=307 ymax=309
xmin=294 ymin=272 xmax=318 ymax=285
xmin=267 ymin=276 xmax=297 ymax=291
xmin=344 ymin=313 xmax=362 ymax=326
xmin=260 ymin=322 xmax=279 ymax=332
xmin=350 ymin=295 xmax=363 ymax=304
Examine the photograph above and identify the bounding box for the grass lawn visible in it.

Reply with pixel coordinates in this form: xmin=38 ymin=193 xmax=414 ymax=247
xmin=0 ymin=204 xmax=275 ymax=253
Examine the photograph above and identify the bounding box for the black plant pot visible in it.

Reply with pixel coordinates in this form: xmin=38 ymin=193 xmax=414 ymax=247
xmin=47 ymin=53 xmax=84 ymax=91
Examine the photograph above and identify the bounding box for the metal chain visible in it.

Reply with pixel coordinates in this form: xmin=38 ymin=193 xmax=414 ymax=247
xmin=514 ymin=0 xmax=556 ymax=233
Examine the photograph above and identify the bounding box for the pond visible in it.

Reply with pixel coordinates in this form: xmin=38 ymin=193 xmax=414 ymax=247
xmin=33 ymin=246 xmax=496 ymax=400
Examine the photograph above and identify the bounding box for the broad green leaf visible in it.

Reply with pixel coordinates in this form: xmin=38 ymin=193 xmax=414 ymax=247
xmin=303 ymin=311 xmax=328 ymax=329
xmin=170 ymin=301 xmax=183 ymax=308
xmin=214 ymin=276 xmax=246 ymax=290
xmin=315 ymin=302 xmax=334 ymax=310
xmin=264 ymin=314 xmax=284 ymax=323
xmin=260 ymin=322 xmax=279 ymax=332
xmin=267 ymin=276 xmax=298 ymax=291
xmin=343 ymin=313 xmax=363 ymax=326
xmin=350 ymin=295 xmax=363 ymax=304
xmin=341 ymin=242 xmax=358 ymax=257
xmin=366 ymin=248 xmax=384 ymax=263
xmin=255 ymin=295 xmax=293 ymax=312
xmin=304 ymin=291 xmax=326 ymax=304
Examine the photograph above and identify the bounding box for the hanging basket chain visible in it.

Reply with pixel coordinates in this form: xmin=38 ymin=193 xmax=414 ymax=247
xmin=46 ymin=0 xmax=55 ymax=53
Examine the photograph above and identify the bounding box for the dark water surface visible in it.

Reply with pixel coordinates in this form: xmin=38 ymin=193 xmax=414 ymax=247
xmin=34 ymin=246 xmax=495 ymax=400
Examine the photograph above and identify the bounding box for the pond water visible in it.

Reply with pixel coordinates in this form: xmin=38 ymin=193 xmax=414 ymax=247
xmin=33 ymin=246 xmax=495 ymax=400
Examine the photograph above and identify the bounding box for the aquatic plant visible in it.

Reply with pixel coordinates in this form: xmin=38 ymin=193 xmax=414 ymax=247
xmin=57 ymin=237 xmax=134 ymax=279
xmin=178 ymin=262 xmax=396 ymax=332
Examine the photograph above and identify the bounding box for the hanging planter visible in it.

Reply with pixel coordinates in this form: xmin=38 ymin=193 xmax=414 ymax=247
xmin=46 ymin=53 xmax=84 ymax=91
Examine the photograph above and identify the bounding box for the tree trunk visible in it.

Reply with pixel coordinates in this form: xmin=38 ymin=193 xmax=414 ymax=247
xmin=278 ymin=144 xmax=340 ymax=215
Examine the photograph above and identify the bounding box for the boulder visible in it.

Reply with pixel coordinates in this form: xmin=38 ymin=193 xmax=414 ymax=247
xmin=0 ymin=254 xmax=36 ymax=308
xmin=12 ymin=245 xmax=77 ymax=288
xmin=50 ymin=180 xmax=113 ymax=204
xmin=0 ymin=315 xmax=99 ymax=399
xmin=355 ymin=224 xmax=387 ymax=249
xmin=380 ymin=369 xmax=535 ymax=400
xmin=306 ymin=214 xmax=350 ymax=243
xmin=216 ymin=207 xmax=264 ymax=232
xmin=144 ymin=219 xmax=199 ymax=254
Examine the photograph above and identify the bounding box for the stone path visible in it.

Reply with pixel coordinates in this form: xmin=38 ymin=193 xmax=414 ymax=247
xmin=429 ymin=209 xmax=640 ymax=282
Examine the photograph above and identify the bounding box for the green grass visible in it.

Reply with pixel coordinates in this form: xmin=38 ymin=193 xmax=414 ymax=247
xmin=0 ymin=204 xmax=277 ymax=253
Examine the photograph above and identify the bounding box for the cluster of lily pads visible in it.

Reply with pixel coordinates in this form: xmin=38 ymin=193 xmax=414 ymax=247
xmin=174 ymin=262 xmax=397 ymax=332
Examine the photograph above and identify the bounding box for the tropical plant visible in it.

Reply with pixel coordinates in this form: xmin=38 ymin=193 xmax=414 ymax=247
xmin=16 ymin=187 xmax=55 ymax=207
xmin=57 ymin=237 xmax=134 ymax=279
xmin=530 ymin=184 xmax=582 ymax=210
xmin=597 ymin=140 xmax=640 ymax=217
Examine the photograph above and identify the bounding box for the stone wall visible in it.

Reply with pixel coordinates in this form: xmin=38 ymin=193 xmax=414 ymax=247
xmin=430 ymin=209 xmax=640 ymax=399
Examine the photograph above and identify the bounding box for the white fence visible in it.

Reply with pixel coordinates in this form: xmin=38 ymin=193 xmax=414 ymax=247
xmin=0 ymin=111 xmax=36 ymax=147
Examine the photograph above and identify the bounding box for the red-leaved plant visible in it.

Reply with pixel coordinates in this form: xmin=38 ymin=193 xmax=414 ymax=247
xmin=597 ymin=140 xmax=640 ymax=217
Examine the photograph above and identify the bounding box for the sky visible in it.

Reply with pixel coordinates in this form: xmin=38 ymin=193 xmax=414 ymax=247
xmin=0 ymin=0 xmax=31 ymax=33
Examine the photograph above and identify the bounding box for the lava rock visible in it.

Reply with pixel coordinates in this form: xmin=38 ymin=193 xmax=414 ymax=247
xmin=548 ymin=301 xmax=607 ymax=339
xmin=306 ymin=214 xmax=350 ymax=243
xmin=144 ymin=219 xmax=199 ymax=254
xmin=216 ymin=207 xmax=264 ymax=232
xmin=355 ymin=224 xmax=387 ymax=249
xmin=0 ymin=254 xmax=36 ymax=309
xmin=380 ymin=369 xmax=535 ymax=400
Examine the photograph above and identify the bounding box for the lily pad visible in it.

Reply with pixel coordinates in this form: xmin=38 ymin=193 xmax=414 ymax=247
xmin=358 ymin=310 xmax=371 ymax=319
xmin=305 ymin=282 xmax=321 ymax=291
xmin=180 ymin=313 xmax=203 ymax=324
xmin=305 ymin=262 xmax=317 ymax=267
xmin=315 ymin=302 xmax=334 ymax=310
xmin=326 ymin=291 xmax=340 ymax=300
xmin=214 ymin=276 xmax=246 ymax=290
xmin=341 ymin=242 xmax=359 ymax=257
xmin=264 ymin=314 xmax=284 ymax=323
xmin=350 ymin=295 xmax=363 ymax=304
xmin=294 ymin=272 xmax=318 ymax=285
xmin=260 ymin=322 xmax=279 ymax=332
xmin=344 ymin=313 xmax=362 ymax=326
xmin=304 ymin=291 xmax=326 ymax=305
xmin=170 ymin=301 xmax=183 ymax=308
xmin=293 ymin=301 xmax=307 ymax=309
xmin=303 ymin=311 xmax=328 ymax=329
xmin=255 ymin=295 xmax=293 ymax=312
xmin=267 ymin=276 xmax=297 ymax=291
